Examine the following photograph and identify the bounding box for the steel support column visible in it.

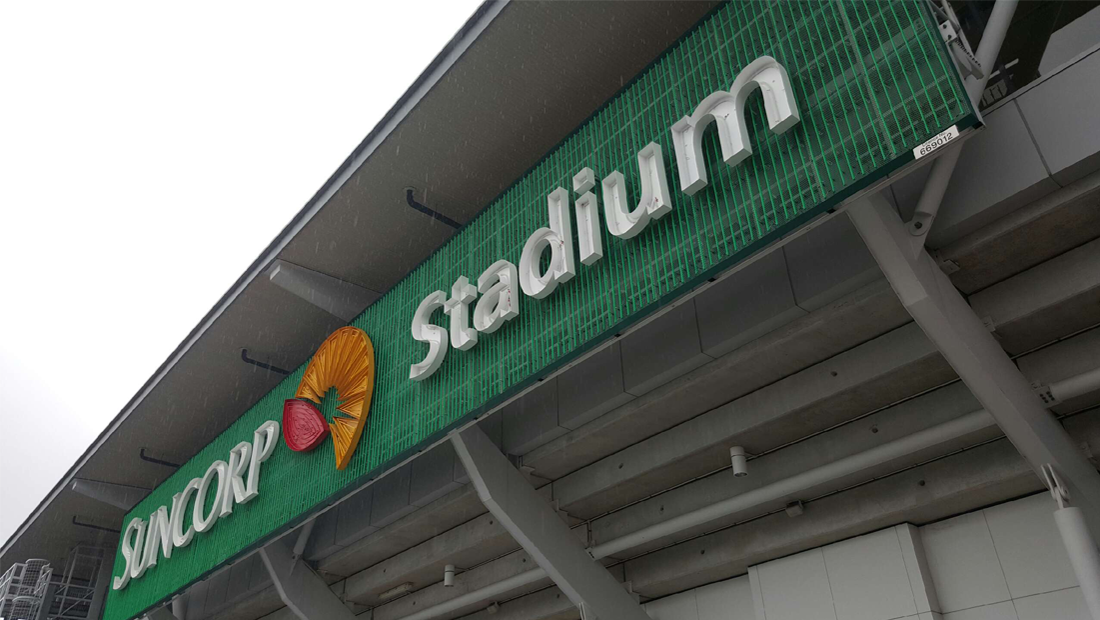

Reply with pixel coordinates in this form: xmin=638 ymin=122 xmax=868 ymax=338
xmin=87 ymin=548 xmax=113 ymax=620
xmin=259 ymin=538 xmax=356 ymax=620
xmin=848 ymin=193 xmax=1100 ymax=537
xmin=451 ymin=425 xmax=650 ymax=620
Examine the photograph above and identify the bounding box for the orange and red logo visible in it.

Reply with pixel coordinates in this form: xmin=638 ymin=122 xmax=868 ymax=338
xmin=282 ymin=326 xmax=375 ymax=470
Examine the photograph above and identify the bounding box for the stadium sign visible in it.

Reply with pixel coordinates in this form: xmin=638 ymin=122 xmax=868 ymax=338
xmin=112 ymin=421 xmax=279 ymax=591
xmin=410 ymin=57 xmax=799 ymax=382
xmin=105 ymin=3 xmax=978 ymax=619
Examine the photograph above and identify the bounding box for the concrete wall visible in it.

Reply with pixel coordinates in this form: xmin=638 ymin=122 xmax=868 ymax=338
xmin=643 ymin=493 xmax=1092 ymax=620
xmin=920 ymin=493 xmax=1090 ymax=620
xmin=891 ymin=47 xmax=1100 ymax=247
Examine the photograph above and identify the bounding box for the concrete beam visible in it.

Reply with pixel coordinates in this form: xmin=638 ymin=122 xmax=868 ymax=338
xmin=146 ymin=605 xmax=177 ymax=620
xmin=849 ymin=193 xmax=1100 ymax=539
xmin=524 ymin=279 xmax=912 ymax=480
xmin=551 ymin=322 xmax=954 ymax=518
xmin=267 ymin=260 xmax=380 ymax=322
xmin=969 ymin=237 xmax=1100 ymax=354
xmin=296 ymin=221 xmax=1098 ymax=612
xmin=372 ymin=548 xmax=555 ymax=620
xmin=588 ymin=381 xmax=990 ymax=557
xmin=935 ymin=166 xmax=1100 ymax=294
xmin=316 ymin=484 xmax=487 ymax=578
xmin=343 ymin=511 xmax=515 ymax=606
xmin=319 ymin=271 xmax=1096 ymax=604
xmin=70 ymin=479 xmax=149 ymax=511
xmin=259 ymin=537 xmax=356 ymax=620
xmin=452 ymin=425 xmax=649 ymax=620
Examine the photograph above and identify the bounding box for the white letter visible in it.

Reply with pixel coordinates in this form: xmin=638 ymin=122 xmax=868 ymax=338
xmin=601 ymin=143 xmax=673 ymax=239
xmin=142 ymin=506 xmax=173 ymax=568
xmin=244 ymin=421 xmax=279 ymax=502
xmin=474 ymin=260 xmax=519 ymax=333
xmin=410 ymin=291 xmax=448 ymax=381
xmin=671 ymin=56 xmax=799 ymax=195
xmin=220 ymin=441 xmax=252 ymax=517
xmin=113 ymin=518 xmax=143 ymax=590
xmin=171 ymin=478 xmax=201 ymax=548
xmin=519 ymin=188 xmax=576 ymax=298
xmin=573 ymin=168 xmax=603 ymax=264
xmin=443 ymin=276 xmax=478 ymax=351
xmin=129 ymin=518 xmax=149 ymax=579
xmin=193 ymin=460 xmax=228 ymax=533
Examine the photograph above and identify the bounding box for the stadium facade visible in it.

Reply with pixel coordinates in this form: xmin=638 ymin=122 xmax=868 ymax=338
xmin=4 ymin=2 xmax=1100 ymax=620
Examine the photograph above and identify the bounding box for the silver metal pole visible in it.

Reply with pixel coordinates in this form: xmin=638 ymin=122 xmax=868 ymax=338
xmin=909 ymin=0 xmax=1020 ymax=240
xmin=1054 ymin=507 xmax=1100 ymax=620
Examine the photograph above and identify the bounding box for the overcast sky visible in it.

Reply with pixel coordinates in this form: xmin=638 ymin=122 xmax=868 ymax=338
xmin=0 ymin=0 xmax=482 ymax=547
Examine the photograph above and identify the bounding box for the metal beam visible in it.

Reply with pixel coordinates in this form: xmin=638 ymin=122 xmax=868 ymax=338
xmin=908 ymin=0 xmax=1018 ymax=243
xmin=451 ymin=425 xmax=650 ymax=620
xmin=70 ymin=479 xmax=149 ymax=511
xmin=260 ymin=538 xmax=356 ymax=620
xmin=847 ymin=193 xmax=1100 ymax=538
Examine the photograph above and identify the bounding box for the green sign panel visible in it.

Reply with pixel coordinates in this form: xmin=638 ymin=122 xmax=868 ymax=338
xmin=106 ymin=2 xmax=975 ymax=618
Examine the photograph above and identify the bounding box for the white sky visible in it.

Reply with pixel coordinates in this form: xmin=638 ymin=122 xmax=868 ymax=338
xmin=0 ymin=0 xmax=482 ymax=547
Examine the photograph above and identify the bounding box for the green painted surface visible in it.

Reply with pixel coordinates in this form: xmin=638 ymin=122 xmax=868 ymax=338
xmin=105 ymin=2 xmax=974 ymax=618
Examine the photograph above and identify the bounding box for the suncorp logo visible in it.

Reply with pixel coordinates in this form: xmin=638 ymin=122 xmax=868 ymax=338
xmin=282 ymin=326 xmax=376 ymax=471
xmin=111 ymin=327 xmax=376 ymax=591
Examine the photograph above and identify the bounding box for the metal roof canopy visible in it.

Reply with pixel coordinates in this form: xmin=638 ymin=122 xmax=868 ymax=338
xmin=1 ymin=0 xmax=718 ymax=571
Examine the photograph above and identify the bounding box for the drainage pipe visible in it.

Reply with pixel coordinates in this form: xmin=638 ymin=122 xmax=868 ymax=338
xmin=588 ymin=408 xmax=995 ymax=558
xmin=909 ymin=0 xmax=1019 ymax=239
xmin=398 ymin=366 xmax=1100 ymax=620
xmin=400 ymin=569 xmax=549 ymax=620
xmin=1051 ymin=366 xmax=1100 ymax=403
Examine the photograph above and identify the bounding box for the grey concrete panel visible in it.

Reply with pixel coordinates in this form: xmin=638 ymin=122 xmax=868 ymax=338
xmin=343 ymin=511 xmax=515 ymax=606
xmin=926 ymin=103 xmax=1059 ymax=247
xmin=1039 ymin=9 xmax=1100 ymax=74
xmin=783 ymin=216 xmax=881 ymax=311
xmin=184 ymin=579 xmax=209 ymax=620
xmin=226 ymin=554 xmax=261 ymax=604
xmin=303 ymin=509 xmax=343 ymax=562
xmin=457 ymin=585 xmax=575 ymax=620
xmin=588 ymin=382 xmax=985 ymax=557
xmin=621 ymin=300 xmax=712 ymax=397
xmin=557 ymin=342 xmax=634 ymax=430
xmin=369 ymin=463 xmax=416 ymax=528
xmin=502 ymin=379 xmax=565 ymax=456
xmin=695 ymin=249 xmax=807 ymax=357
xmin=552 ymin=323 xmax=953 ymax=518
xmin=621 ymin=439 xmax=1043 ymax=599
xmin=457 ymin=415 xmax=503 ymax=483
xmin=525 ymin=280 xmax=911 ymax=482
xmin=969 ymin=238 xmax=1100 ymax=354
xmin=318 ymin=485 xmax=486 ymax=578
xmin=371 ymin=549 xmax=554 ymax=620
xmin=204 ymin=566 xmax=232 ymax=613
xmin=937 ymin=168 xmax=1100 ymax=293
xmin=1018 ymin=50 xmax=1100 ymax=186
xmin=206 ymin=585 xmax=283 ymax=620
xmin=335 ymin=485 xmax=377 ymax=546
xmin=409 ymin=442 xmax=461 ymax=508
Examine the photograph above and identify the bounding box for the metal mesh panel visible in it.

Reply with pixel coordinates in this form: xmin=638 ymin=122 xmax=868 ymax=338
xmin=105 ymin=2 xmax=973 ymax=618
